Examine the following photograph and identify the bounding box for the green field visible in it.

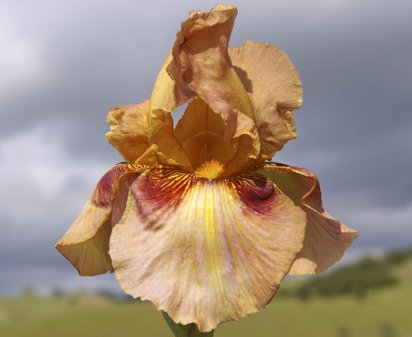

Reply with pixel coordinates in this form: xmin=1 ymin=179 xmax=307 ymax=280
xmin=1 ymin=257 xmax=411 ymax=337
xmin=0 ymin=284 xmax=410 ymax=337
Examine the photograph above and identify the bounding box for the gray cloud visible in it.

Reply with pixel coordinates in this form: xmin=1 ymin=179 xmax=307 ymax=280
xmin=0 ymin=0 xmax=411 ymax=294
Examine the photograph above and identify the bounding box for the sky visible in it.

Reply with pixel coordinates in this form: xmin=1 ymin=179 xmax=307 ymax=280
xmin=0 ymin=0 xmax=411 ymax=294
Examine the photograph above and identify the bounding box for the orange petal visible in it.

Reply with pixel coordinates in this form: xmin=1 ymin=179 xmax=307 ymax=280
xmin=230 ymin=42 xmax=303 ymax=159
xmin=169 ymin=5 xmax=260 ymax=172
xmin=148 ymin=54 xmax=192 ymax=167
xmin=109 ymin=167 xmax=306 ymax=331
xmin=169 ymin=5 xmax=255 ymax=121
xmin=175 ymin=98 xmax=234 ymax=170
xmin=149 ymin=5 xmax=260 ymax=170
xmin=106 ymin=101 xmax=157 ymax=165
xmin=55 ymin=163 xmax=143 ymax=276
xmin=259 ymin=163 xmax=358 ymax=274
xmin=175 ymin=98 xmax=259 ymax=176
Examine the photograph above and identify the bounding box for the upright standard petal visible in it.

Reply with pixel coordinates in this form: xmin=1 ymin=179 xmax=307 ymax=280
xmin=169 ymin=5 xmax=255 ymax=121
xmin=175 ymin=98 xmax=234 ymax=170
xmin=55 ymin=163 xmax=143 ymax=276
xmin=149 ymin=54 xmax=192 ymax=168
xmin=166 ymin=5 xmax=260 ymax=173
xmin=106 ymin=101 xmax=157 ymax=165
xmin=175 ymin=98 xmax=259 ymax=176
xmin=109 ymin=167 xmax=306 ymax=331
xmin=230 ymin=42 xmax=303 ymax=159
xmin=259 ymin=163 xmax=358 ymax=274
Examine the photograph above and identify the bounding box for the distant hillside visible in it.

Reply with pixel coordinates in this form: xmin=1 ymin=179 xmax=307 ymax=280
xmin=1 ymin=247 xmax=412 ymax=337
xmin=281 ymin=246 xmax=412 ymax=299
xmin=1 ymin=280 xmax=412 ymax=337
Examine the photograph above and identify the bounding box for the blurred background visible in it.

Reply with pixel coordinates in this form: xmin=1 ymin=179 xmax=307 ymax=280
xmin=1 ymin=0 xmax=411 ymax=336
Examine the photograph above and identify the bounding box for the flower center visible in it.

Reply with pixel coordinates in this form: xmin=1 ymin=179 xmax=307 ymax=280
xmin=194 ymin=160 xmax=224 ymax=180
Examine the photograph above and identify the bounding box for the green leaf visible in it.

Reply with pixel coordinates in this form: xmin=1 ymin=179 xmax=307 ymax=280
xmin=162 ymin=311 xmax=215 ymax=337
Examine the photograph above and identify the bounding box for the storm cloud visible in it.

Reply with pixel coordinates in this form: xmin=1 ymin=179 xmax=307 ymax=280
xmin=1 ymin=0 xmax=411 ymax=293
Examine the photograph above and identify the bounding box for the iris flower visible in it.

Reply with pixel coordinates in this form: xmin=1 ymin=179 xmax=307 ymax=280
xmin=56 ymin=4 xmax=357 ymax=333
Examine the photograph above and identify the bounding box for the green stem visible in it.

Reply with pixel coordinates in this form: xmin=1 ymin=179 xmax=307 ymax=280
xmin=162 ymin=311 xmax=215 ymax=337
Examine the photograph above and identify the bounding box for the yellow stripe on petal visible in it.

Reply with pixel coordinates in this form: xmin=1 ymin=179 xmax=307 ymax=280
xmin=55 ymin=163 xmax=144 ymax=276
xmin=194 ymin=160 xmax=224 ymax=180
xmin=109 ymin=167 xmax=306 ymax=331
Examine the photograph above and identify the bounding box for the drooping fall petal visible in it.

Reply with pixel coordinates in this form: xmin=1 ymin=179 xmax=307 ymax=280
xmin=230 ymin=41 xmax=303 ymax=159
xmin=106 ymin=101 xmax=157 ymax=165
xmin=55 ymin=163 xmax=142 ymax=276
xmin=109 ymin=167 xmax=306 ymax=331
xmin=259 ymin=163 xmax=358 ymax=274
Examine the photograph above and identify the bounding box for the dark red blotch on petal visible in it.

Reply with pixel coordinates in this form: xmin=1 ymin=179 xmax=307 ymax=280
xmin=92 ymin=163 xmax=135 ymax=208
xmin=131 ymin=167 xmax=192 ymax=229
xmin=234 ymin=174 xmax=276 ymax=214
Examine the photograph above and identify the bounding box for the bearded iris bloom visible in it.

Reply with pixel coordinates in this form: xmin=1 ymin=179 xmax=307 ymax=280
xmin=56 ymin=4 xmax=357 ymax=333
